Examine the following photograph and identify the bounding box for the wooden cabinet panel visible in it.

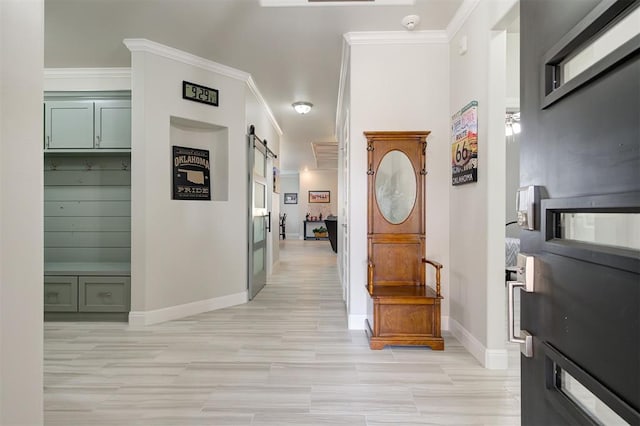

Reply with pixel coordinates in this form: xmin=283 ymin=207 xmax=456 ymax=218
xmin=78 ymin=276 xmax=130 ymax=312
xmin=44 ymin=276 xmax=78 ymax=312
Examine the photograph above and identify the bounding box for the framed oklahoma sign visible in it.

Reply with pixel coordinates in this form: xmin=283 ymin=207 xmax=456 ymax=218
xmin=451 ymin=101 xmax=478 ymax=186
xmin=172 ymin=145 xmax=211 ymax=200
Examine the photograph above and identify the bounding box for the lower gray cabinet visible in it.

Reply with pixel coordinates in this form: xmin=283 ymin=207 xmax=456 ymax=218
xmin=44 ymin=276 xmax=78 ymax=312
xmin=79 ymin=276 xmax=130 ymax=312
xmin=44 ymin=274 xmax=130 ymax=313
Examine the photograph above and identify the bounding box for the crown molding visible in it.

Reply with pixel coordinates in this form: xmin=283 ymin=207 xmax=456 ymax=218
xmin=123 ymin=38 xmax=250 ymax=82
xmin=344 ymin=30 xmax=448 ymax=45
xmin=246 ymin=76 xmax=283 ymax=136
xmin=44 ymin=68 xmax=131 ymax=91
xmin=123 ymin=38 xmax=282 ymax=137
xmin=446 ymin=0 xmax=482 ymax=41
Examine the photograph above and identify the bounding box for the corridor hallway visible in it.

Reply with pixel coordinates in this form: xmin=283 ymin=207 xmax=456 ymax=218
xmin=44 ymin=240 xmax=520 ymax=425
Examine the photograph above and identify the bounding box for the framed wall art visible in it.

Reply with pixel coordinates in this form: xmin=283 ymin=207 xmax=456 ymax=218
xmin=284 ymin=193 xmax=298 ymax=204
xmin=309 ymin=190 xmax=330 ymax=203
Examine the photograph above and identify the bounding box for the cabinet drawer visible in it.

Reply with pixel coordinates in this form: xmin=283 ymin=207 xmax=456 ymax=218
xmin=78 ymin=276 xmax=130 ymax=312
xmin=44 ymin=276 xmax=78 ymax=312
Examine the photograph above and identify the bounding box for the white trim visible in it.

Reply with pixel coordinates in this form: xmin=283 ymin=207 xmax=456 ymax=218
xmin=123 ymin=39 xmax=250 ymax=81
xmin=128 ymin=291 xmax=248 ymax=327
xmin=485 ymin=349 xmax=509 ymax=370
xmin=446 ymin=0 xmax=482 ymax=41
xmin=449 ymin=317 xmax=508 ymax=370
xmin=441 ymin=315 xmax=450 ymax=331
xmin=246 ymin=76 xmax=283 ymax=136
xmin=348 ymin=314 xmax=367 ymax=330
xmin=506 ymin=97 xmax=520 ymax=110
xmin=44 ymin=68 xmax=131 ymax=91
xmin=123 ymin=38 xmax=282 ymax=136
xmin=344 ymin=31 xmax=448 ymax=46
xmin=335 ymin=38 xmax=350 ymax=139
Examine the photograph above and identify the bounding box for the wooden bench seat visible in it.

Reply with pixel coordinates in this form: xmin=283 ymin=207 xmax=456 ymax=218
xmin=366 ymin=284 xmax=443 ymax=350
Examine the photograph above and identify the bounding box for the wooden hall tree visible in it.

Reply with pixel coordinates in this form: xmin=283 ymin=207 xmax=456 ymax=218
xmin=364 ymin=131 xmax=444 ymax=350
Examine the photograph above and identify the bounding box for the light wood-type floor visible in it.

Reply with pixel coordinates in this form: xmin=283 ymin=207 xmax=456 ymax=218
xmin=44 ymin=240 xmax=521 ymax=426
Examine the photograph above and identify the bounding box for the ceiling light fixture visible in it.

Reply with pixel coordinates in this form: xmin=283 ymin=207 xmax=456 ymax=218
xmin=292 ymin=101 xmax=313 ymax=115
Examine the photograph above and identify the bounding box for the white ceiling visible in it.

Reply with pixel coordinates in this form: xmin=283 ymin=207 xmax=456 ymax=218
xmin=44 ymin=0 xmax=463 ymax=172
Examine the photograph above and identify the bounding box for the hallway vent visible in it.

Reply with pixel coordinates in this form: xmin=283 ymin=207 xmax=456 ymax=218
xmin=261 ymin=0 xmax=414 ymax=6
xmin=312 ymin=142 xmax=338 ymax=170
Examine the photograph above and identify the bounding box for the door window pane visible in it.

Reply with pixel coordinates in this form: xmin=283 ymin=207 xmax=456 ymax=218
xmin=560 ymin=369 xmax=630 ymax=425
xmin=254 ymin=182 xmax=266 ymax=209
xmin=254 ymin=149 xmax=266 ymax=177
xmin=559 ymin=213 xmax=640 ymax=251
xmin=253 ymin=247 xmax=264 ymax=275
xmin=562 ymin=7 xmax=640 ymax=84
xmin=253 ymin=216 xmax=265 ymax=244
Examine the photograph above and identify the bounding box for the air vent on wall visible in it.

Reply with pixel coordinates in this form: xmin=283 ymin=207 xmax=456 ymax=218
xmin=312 ymin=142 xmax=339 ymax=170
xmin=261 ymin=0 xmax=414 ymax=6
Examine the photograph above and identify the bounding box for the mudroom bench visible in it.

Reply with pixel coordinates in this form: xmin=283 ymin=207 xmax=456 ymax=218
xmin=44 ymin=262 xmax=130 ymax=321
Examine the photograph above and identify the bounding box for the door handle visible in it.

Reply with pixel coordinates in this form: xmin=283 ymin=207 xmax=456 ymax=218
xmin=266 ymin=212 xmax=271 ymax=232
xmin=507 ymin=253 xmax=536 ymax=358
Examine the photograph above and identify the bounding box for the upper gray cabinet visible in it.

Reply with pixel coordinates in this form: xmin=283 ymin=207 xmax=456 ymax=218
xmin=45 ymin=101 xmax=94 ymax=149
xmin=94 ymin=100 xmax=131 ymax=149
xmin=45 ymin=99 xmax=131 ymax=151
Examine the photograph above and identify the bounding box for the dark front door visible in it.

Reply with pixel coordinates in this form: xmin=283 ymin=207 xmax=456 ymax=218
xmin=520 ymin=0 xmax=639 ymax=425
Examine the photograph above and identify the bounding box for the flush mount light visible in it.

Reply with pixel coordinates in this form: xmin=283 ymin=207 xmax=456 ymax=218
xmin=292 ymin=101 xmax=313 ymax=115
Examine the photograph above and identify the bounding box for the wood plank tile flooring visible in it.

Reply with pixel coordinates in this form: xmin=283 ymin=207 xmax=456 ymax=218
xmin=44 ymin=240 xmax=521 ymax=425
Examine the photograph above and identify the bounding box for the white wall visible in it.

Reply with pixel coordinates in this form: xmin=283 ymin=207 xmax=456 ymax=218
xmin=280 ymin=174 xmax=300 ymax=239
xmin=346 ymin=34 xmax=451 ymax=330
xmin=0 ymin=0 xmax=44 ymax=423
xmin=127 ymin=40 xmax=251 ymax=323
xmin=448 ymin=0 xmax=517 ymax=369
xmin=299 ymin=170 xmax=339 ymax=236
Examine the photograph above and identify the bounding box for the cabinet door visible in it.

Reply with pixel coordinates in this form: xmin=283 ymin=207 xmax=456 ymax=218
xmin=45 ymin=101 xmax=94 ymax=149
xmin=44 ymin=276 xmax=78 ymax=312
xmin=95 ymin=100 xmax=131 ymax=149
xmin=78 ymin=276 xmax=130 ymax=312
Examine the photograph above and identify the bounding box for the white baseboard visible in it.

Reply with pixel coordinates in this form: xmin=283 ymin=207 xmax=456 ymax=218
xmin=441 ymin=315 xmax=450 ymax=331
xmin=348 ymin=314 xmax=367 ymax=330
xmin=449 ymin=317 xmax=508 ymax=370
xmin=128 ymin=291 xmax=248 ymax=327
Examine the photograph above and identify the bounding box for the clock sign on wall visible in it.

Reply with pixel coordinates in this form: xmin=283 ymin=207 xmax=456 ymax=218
xmin=182 ymin=81 xmax=219 ymax=107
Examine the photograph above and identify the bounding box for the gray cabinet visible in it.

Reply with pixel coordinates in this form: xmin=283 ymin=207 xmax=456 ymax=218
xmin=44 ymin=100 xmax=131 ymax=150
xmin=44 ymin=276 xmax=78 ymax=312
xmin=45 ymin=101 xmax=94 ymax=149
xmin=79 ymin=276 xmax=130 ymax=312
xmin=95 ymin=101 xmax=131 ymax=149
xmin=44 ymin=274 xmax=130 ymax=314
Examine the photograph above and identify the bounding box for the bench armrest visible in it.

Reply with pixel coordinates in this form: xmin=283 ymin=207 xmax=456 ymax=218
xmin=422 ymin=258 xmax=442 ymax=298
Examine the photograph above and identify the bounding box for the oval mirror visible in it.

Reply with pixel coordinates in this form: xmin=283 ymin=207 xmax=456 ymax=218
xmin=375 ymin=150 xmax=416 ymax=224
